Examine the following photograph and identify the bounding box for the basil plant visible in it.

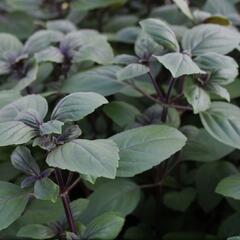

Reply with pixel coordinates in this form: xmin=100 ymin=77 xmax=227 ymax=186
xmin=0 ymin=0 xmax=240 ymax=239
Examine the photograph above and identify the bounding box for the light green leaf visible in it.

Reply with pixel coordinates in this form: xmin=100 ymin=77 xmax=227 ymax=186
xmin=207 ymin=83 xmax=230 ymax=102
xmin=72 ymin=0 xmax=127 ymax=10
xmin=34 ymin=178 xmax=59 ymax=203
xmin=39 ymin=120 xmax=64 ymax=136
xmin=73 ymin=38 xmax=114 ymax=65
xmin=17 ymin=224 xmax=56 ymax=239
xmin=111 ymin=125 xmax=187 ymax=177
xmin=51 ymin=92 xmax=108 ymax=122
xmin=81 ymin=179 xmax=140 ymax=224
xmin=0 ymin=33 xmax=22 ymax=56
xmin=182 ymin=24 xmax=240 ymax=55
xmin=163 ymin=188 xmax=196 ymax=212
xmin=200 ymin=102 xmax=240 ymax=149
xmin=0 ymin=90 xmax=21 ymax=108
xmin=0 ymin=181 xmax=29 ymax=230
xmin=195 ymin=53 xmax=238 ymax=85
xmin=228 ymin=237 xmax=240 ymax=240
xmin=204 ymin=0 xmax=239 ymax=25
xmin=172 ymin=0 xmax=194 ymax=20
xmin=35 ymin=46 xmax=64 ymax=63
xmin=62 ymin=65 xmax=124 ymax=96
xmin=140 ymin=18 xmax=179 ymax=51
xmin=83 ymin=212 xmax=124 ymax=240
xmin=46 ymin=139 xmax=119 ymax=179
xmin=114 ymin=54 xmax=138 ymax=65
xmin=182 ymin=128 xmax=233 ymax=162
xmin=24 ymin=30 xmax=63 ymax=54
xmin=103 ymin=101 xmax=140 ymax=127
xmin=134 ymin=32 xmax=163 ymax=59
xmin=154 ymin=53 xmax=205 ymax=78
xmin=117 ymin=63 xmax=150 ymax=81
xmin=0 ymin=94 xmax=48 ymax=123
xmin=0 ymin=60 xmax=10 ymax=75
xmin=0 ymin=121 xmax=37 ymax=146
xmin=11 ymin=146 xmax=40 ymax=176
xmin=61 ymin=30 xmax=100 ymax=50
xmin=216 ymin=175 xmax=240 ymax=200
xmin=184 ymin=82 xmax=210 ymax=113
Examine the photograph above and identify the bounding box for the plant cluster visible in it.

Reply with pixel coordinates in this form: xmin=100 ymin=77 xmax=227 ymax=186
xmin=0 ymin=0 xmax=240 ymax=239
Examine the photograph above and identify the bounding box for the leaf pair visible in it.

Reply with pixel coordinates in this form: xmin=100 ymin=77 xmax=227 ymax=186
xmin=11 ymin=146 xmax=59 ymax=202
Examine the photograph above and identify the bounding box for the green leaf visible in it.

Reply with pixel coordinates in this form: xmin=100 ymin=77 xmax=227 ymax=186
xmin=154 ymin=53 xmax=205 ymax=78
xmin=114 ymin=54 xmax=139 ymax=65
xmin=69 ymin=198 xmax=89 ymax=222
xmin=163 ymin=188 xmax=196 ymax=212
xmin=172 ymin=0 xmax=194 ymax=20
xmin=51 ymin=92 xmax=108 ymax=122
xmin=62 ymin=65 xmax=124 ymax=96
xmin=117 ymin=63 xmax=150 ymax=81
xmin=39 ymin=120 xmax=64 ymax=136
xmin=219 ymin=213 xmax=240 ymax=239
xmin=35 ymin=46 xmax=64 ymax=63
xmin=228 ymin=237 xmax=240 ymax=240
xmin=46 ymin=139 xmax=119 ymax=179
xmin=72 ymin=0 xmax=127 ymax=10
xmin=195 ymin=161 xmax=237 ymax=212
xmin=195 ymin=53 xmax=238 ymax=85
xmin=134 ymin=32 xmax=163 ymax=59
xmin=0 ymin=181 xmax=29 ymax=230
xmin=0 ymin=33 xmax=22 ymax=56
xmin=207 ymin=83 xmax=230 ymax=102
xmin=0 ymin=12 xmax=34 ymax=40
xmin=61 ymin=30 xmax=100 ymax=50
xmin=46 ymin=20 xmax=76 ymax=34
xmin=17 ymin=224 xmax=56 ymax=239
xmin=113 ymin=26 xmax=140 ymax=44
xmin=200 ymin=102 xmax=240 ymax=149
xmin=34 ymin=178 xmax=59 ymax=203
xmin=83 ymin=212 xmax=124 ymax=240
xmin=182 ymin=24 xmax=240 ymax=55
xmin=0 ymin=60 xmax=10 ymax=75
xmin=0 ymin=121 xmax=37 ymax=146
xmin=111 ymin=125 xmax=187 ymax=177
xmin=103 ymin=101 xmax=140 ymax=127
xmin=181 ymin=128 xmax=233 ymax=162
xmin=203 ymin=0 xmax=239 ymax=25
xmin=216 ymin=175 xmax=240 ymax=200
xmin=81 ymin=179 xmax=140 ymax=224
xmin=184 ymin=82 xmax=210 ymax=113
xmin=0 ymin=94 xmax=48 ymax=123
xmin=11 ymin=146 xmax=40 ymax=176
xmin=140 ymin=18 xmax=179 ymax=51
xmin=0 ymin=90 xmax=21 ymax=108
xmin=73 ymin=38 xmax=114 ymax=65
xmin=24 ymin=30 xmax=63 ymax=54
xmin=14 ymin=58 xmax=39 ymax=91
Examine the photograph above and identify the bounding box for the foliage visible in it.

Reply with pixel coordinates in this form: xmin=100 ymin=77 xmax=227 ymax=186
xmin=0 ymin=0 xmax=240 ymax=239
